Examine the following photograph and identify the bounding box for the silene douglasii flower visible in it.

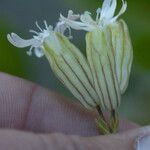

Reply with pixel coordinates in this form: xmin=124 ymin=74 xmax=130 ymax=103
xmin=7 ymin=0 xmax=133 ymax=134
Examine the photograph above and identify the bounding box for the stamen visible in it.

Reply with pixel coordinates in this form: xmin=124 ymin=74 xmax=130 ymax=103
xmin=29 ymin=30 xmax=39 ymax=35
xmin=44 ymin=20 xmax=49 ymax=30
xmin=35 ymin=21 xmax=43 ymax=32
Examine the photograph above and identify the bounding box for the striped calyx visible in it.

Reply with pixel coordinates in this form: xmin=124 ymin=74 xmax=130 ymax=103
xmin=43 ymin=32 xmax=100 ymax=109
xmin=86 ymin=28 xmax=121 ymax=110
xmin=108 ymin=20 xmax=133 ymax=94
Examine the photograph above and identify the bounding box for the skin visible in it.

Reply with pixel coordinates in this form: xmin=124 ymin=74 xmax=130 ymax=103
xmin=0 ymin=72 xmax=149 ymax=150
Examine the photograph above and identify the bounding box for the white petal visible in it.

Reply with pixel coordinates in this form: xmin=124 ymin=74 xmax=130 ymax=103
xmin=100 ymin=0 xmax=112 ymax=19
xmin=7 ymin=33 xmax=35 ymax=48
xmin=105 ymin=0 xmax=117 ymax=19
xmin=34 ymin=48 xmax=44 ymax=57
xmin=35 ymin=21 xmax=43 ymax=32
xmin=68 ymin=10 xmax=80 ymax=20
xmin=55 ymin=22 xmax=66 ymax=34
xmin=44 ymin=20 xmax=49 ymax=30
xmin=29 ymin=30 xmax=39 ymax=35
xmin=80 ymin=11 xmax=95 ymax=24
xmin=96 ymin=8 xmax=101 ymax=21
xmin=111 ymin=0 xmax=127 ymax=22
xmin=26 ymin=46 xmax=33 ymax=56
xmin=60 ymin=14 xmax=94 ymax=31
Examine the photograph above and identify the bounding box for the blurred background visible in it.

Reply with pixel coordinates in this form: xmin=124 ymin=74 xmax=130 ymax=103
xmin=0 ymin=0 xmax=150 ymax=125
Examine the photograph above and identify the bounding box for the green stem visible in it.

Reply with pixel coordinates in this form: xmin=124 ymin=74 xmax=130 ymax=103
xmin=109 ymin=109 xmax=119 ymax=133
xmin=96 ymin=105 xmax=106 ymax=122
xmin=96 ymin=105 xmax=110 ymax=135
xmin=96 ymin=106 xmax=119 ymax=135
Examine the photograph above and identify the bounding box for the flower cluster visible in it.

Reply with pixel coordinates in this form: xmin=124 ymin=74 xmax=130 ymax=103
xmin=7 ymin=0 xmax=133 ymax=134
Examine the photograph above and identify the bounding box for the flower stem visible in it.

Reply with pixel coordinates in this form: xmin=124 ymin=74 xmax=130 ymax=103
xmin=96 ymin=106 xmax=119 ymax=135
xmin=96 ymin=105 xmax=106 ymax=122
xmin=109 ymin=109 xmax=119 ymax=133
xmin=96 ymin=105 xmax=110 ymax=135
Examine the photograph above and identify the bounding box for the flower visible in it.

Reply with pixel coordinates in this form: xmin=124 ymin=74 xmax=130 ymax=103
xmin=60 ymin=0 xmax=133 ymax=109
xmin=60 ymin=0 xmax=127 ymax=31
xmin=7 ymin=21 xmax=51 ymax=57
xmin=7 ymin=0 xmax=134 ymax=134
xmin=61 ymin=0 xmax=133 ymax=95
xmin=7 ymin=10 xmax=80 ymax=57
xmin=43 ymin=33 xmax=101 ymax=109
xmin=7 ymin=11 xmax=101 ymax=110
xmin=55 ymin=10 xmax=80 ymax=38
xmin=7 ymin=0 xmax=133 ymax=110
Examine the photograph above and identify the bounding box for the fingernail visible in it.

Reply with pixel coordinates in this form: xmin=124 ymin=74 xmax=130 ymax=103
xmin=136 ymin=135 xmax=150 ymax=150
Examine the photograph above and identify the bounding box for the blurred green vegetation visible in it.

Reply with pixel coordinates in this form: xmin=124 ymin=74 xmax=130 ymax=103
xmin=0 ymin=23 xmax=28 ymax=78
xmin=0 ymin=0 xmax=150 ymax=125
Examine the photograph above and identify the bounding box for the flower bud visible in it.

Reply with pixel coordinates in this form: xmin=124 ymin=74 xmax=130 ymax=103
xmin=43 ymin=32 xmax=100 ymax=109
xmin=86 ymin=28 xmax=121 ymax=110
xmin=108 ymin=20 xmax=133 ymax=94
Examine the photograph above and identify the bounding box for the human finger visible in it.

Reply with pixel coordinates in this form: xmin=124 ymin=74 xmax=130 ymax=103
xmin=0 ymin=126 xmax=150 ymax=150
xmin=0 ymin=72 xmax=138 ymax=136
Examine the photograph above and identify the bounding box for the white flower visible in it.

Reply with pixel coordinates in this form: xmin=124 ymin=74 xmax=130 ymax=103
xmin=7 ymin=21 xmax=51 ymax=57
xmin=55 ymin=10 xmax=80 ymax=38
xmin=60 ymin=0 xmax=127 ymax=31
xmin=7 ymin=11 xmax=79 ymax=57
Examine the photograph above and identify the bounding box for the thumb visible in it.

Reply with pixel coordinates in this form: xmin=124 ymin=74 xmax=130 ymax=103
xmin=0 ymin=126 xmax=150 ymax=150
xmin=86 ymin=125 xmax=150 ymax=150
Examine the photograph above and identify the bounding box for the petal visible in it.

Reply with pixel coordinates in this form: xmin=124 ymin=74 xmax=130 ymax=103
xmin=55 ymin=10 xmax=80 ymax=35
xmin=7 ymin=33 xmax=35 ymax=48
xmin=67 ymin=10 xmax=80 ymax=20
xmin=100 ymin=0 xmax=112 ymax=19
xmin=60 ymin=14 xmax=95 ymax=31
xmin=105 ymin=0 xmax=117 ymax=19
xmin=34 ymin=48 xmax=44 ymax=58
xmin=55 ymin=22 xmax=67 ymax=34
xmin=80 ymin=11 xmax=95 ymax=24
xmin=96 ymin=8 xmax=101 ymax=21
xmin=111 ymin=0 xmax=127 ymax=22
